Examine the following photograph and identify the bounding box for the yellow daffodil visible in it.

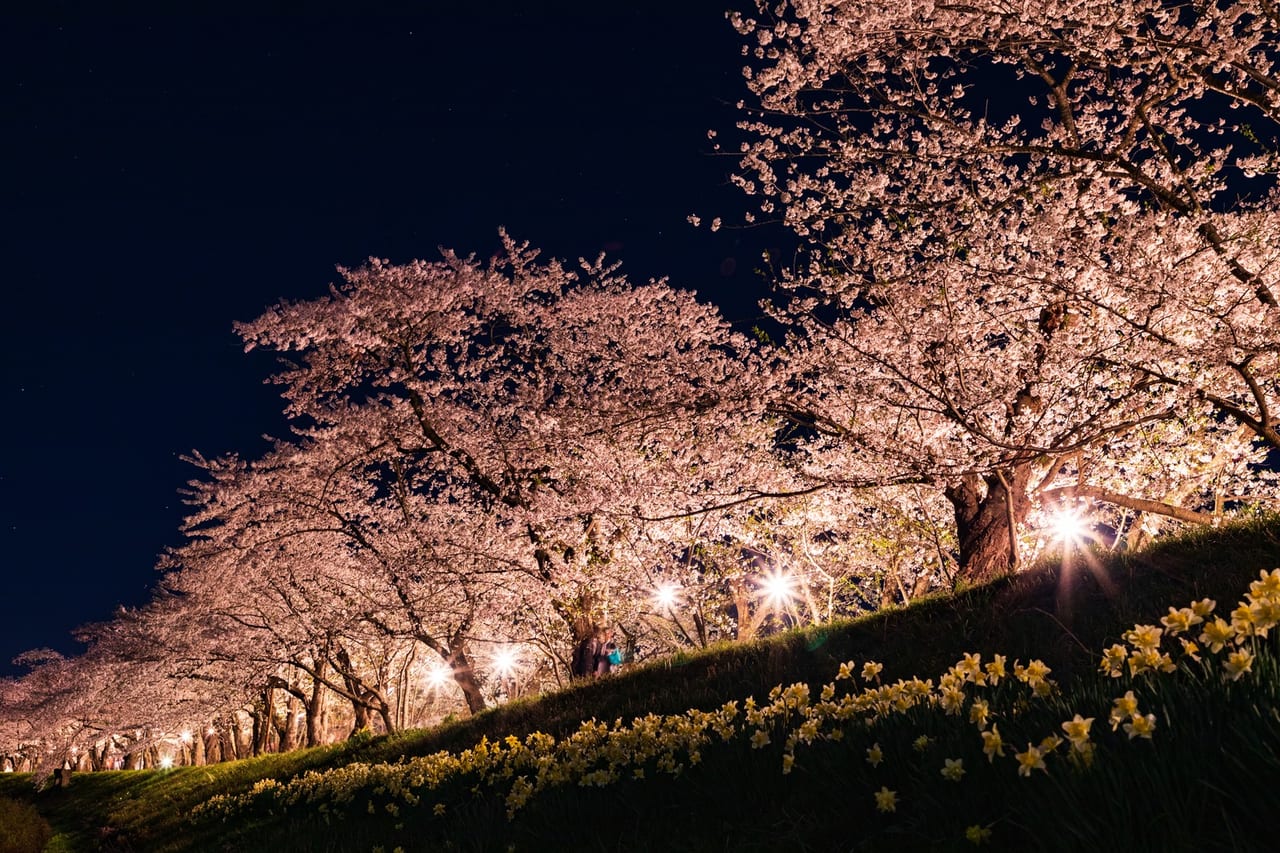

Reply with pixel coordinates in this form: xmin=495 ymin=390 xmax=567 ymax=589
xmin=1123 ymin=712 xmax=1156 ymax=739
xmin=953 ymin=652 xmax=983 ymax=684
xmin=1110 ymin=691 xmax=1139 ymax=730
xmin=1160 ymin=607 xmax=1201 ymax=635
xmin=965 ymin=824 xmax=993 ymax=845
xmin=781 ymin=752 xmax=795 ymax=774
xmin=913 ymin=735 xmax=932 ymax=752
xmin=874 ymin=786 xmax=897 ymax=813
xmin=1100 ymin=644 xmax=1127 ymax=677
xmin=862 ymin=661 xmax=884 ymax=681
xmin=970 ymin=698 xmax=991 ymax=730
xmin=866 ymin=742 xmax=883 ymax=767
xmin=1061 ymin=714 xmax=1094 ymax=748
xmin=981 ymin=725 xmax=1005 ymax=762
xmin=1123 ymin=624 xmax=1163 ymax=652
xmin=837 ymin=661 xmax=855 ymax=680
xmin=1020 ymin=659 xmax=1051 ymax=684
xmin=1249 ymin=600 xmax=1279 ymax=637
xmin=1250 ymin=568 xmax=1280 ymax=600
xmin=1179 ymin=638 xmax=1201 ymax=662
xmin=1231 ymin=603 xmax=1256 ymax=637
xmin=1015 ymin=744 xmax=1046 ymax=776
xmin=750 ymin=729 xmax=771 ymax=749
xmin=1224 ymin=648 xmax=1255 ymax=681
xmin=985 ymin=654 xmax=1007 ymax=684
xmin=941 ymin=757 xmax=965 ymax=782
xmin=1191 ymin=597 xmax=1217 ymax=618
xmin=1199 ymin=617 xmax=1235 ymax=653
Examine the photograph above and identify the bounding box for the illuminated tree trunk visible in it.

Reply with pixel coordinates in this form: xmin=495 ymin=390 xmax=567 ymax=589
xmin=446 ymin=646 xmax=487 ymax=714
xmin=306 ymin=667 xmax=326 ymax=747
xmin=945 ymin=466 xmax=1032 ymax=584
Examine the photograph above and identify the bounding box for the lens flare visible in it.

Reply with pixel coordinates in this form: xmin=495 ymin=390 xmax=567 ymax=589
xmin=653 ymin=582 xmax=681 ymax=610
xmin=758 ymin=568 xmax=798 ymax=608
xmin=427 ymin=663 xmax=452 ymax=688
xmin=492 ymin=647 xmax=518 ymax=679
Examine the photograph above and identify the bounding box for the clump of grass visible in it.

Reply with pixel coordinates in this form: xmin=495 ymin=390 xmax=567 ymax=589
xmin=0 ymin=797 xmax=53 ymax=853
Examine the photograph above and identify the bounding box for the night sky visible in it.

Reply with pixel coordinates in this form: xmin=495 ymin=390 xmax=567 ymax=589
xmin=1 ymin=2 xmax=773 ymax=676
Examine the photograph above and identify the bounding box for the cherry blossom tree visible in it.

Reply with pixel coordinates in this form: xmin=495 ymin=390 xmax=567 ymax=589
xmin=728 ymin=0 xmax=1280 ymax=579
xmin=230 ymin=235 xmax=776 ymax=687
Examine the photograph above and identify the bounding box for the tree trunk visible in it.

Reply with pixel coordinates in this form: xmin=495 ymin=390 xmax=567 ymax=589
xmin=306 ymin=669 xmax=326 ymax=747
xmin=349 ymin=698 xmax=371 ymax=736
xmin=204 ymin=726 xmax=222 ymax=764
xmin=446 ymin=645 xmax=489 ymax=714
xmin=278 ymin=694 xmax=301 ymax=752
xmin=225 ymin=715 xmax=244 ymax=761
xmin=945 ymin=466 xmax=1032 ymax=584
xmin=729 ymin=577 xmax=756 ymax=641
xmin=252 ymin=689 xmax=272 ymax=756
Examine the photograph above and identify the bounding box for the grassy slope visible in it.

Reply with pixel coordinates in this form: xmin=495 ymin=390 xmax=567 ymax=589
xmin=3 ymin=515 xmax=1278 ymax=851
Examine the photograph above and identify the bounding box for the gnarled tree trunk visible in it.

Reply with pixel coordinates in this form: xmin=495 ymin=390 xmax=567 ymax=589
xmin=945 ymin=465 xmax=1032 ymax=584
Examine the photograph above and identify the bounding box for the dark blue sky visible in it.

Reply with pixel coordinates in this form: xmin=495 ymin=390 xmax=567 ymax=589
xmin=0 ymin=2 xmax=776 ymax=676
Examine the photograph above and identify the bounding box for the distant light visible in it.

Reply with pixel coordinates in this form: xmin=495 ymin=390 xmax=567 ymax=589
xmin=179 ymin=730 xmax=192 ymax=743
xmin=158 ymin=755 xmax=175 ymax=769
xmin=653 ymin=582 xmax=681 ymax=610
xmin=492 ymin=647 xmax=518 ymax=679
xmin=758 ymin=569 xmax=797 ymax=608
xmin=206 ymin=727 xmax=216 ymax=736
xmin=1049 ymin=508 xmax=1088 ymax=543
xmin=427 ymin=663 xmax=452 ymax=688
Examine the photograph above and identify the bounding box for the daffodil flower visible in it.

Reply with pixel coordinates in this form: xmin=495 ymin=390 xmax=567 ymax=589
xmin=969 ymin=698 xmax=991 ymax=730
xmin=1061 ymin=714 xmax=1094 ymax=748
xmin=1224 ymin=648 xmax=1254 ymax=681
xmin=1015 ymin=744 xmax=1046 ymax=776
xmin=874 ymin=786 xmax=897 ymax=812
xmin=1123 ymin=712 xmax=1156 ymax=739
xmin=965 ymin=824 xmax=993 ymax=845
xmin=1199 ymin=617 xmax=1235 ymax=653
xmin=981 ymin=725 xmax=1005 ymax=762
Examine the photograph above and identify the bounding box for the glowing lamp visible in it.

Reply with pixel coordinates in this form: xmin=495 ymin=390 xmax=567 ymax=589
xmin=492 ymin=647 xmax=518 ymax=679
xmin=158 ymin=755 xmax=175 ymax=769
xmin=759 ymin=569 xmax=797 ymax=608
xmin=1049 ymin=508 xmax=1088 ymax=543
xmin=427 ymin=663 xmax=452 ymax=688
xmin=653 ymin=582 xmax=680 ymax=610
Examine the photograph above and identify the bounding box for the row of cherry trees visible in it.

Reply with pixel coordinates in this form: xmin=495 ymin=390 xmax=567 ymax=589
xmin=5 ymin=0 xmax=1279 ymax=775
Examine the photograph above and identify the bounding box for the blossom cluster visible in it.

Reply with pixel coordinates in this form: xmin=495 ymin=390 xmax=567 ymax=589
xmin=193 ymin=570 xmax=1280 ymax=846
